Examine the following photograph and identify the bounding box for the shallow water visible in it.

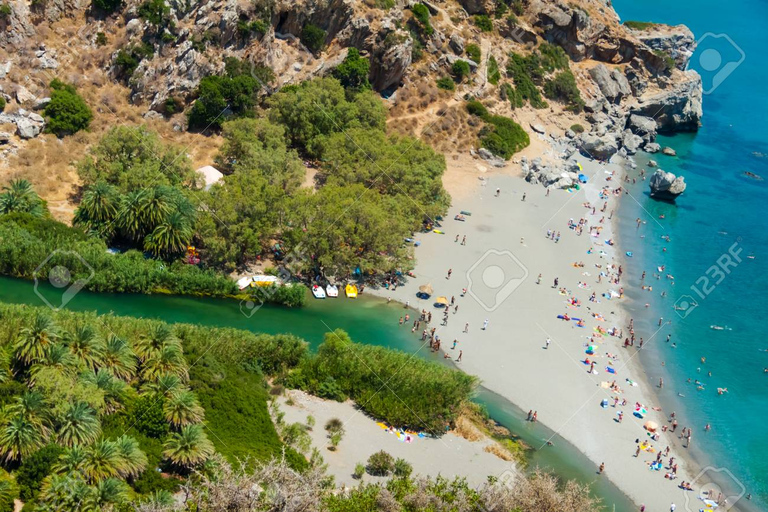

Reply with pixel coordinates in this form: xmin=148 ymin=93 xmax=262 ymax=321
xmin=612 ymin=0 xmax=768 ymax=506
xmin=0 ymin=275 xmax=635 ymax=509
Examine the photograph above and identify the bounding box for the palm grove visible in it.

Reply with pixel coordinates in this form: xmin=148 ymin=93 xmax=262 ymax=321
xmin=0 ymin=54 xmax=449 ymax=298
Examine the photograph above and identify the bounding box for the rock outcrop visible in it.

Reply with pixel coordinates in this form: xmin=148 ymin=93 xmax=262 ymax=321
xmin=632 ymin=72 xmax=702 ymax=132
xmin=649 ymin=169 xmax=686 ymax=201
xmin=578 ymin=133 xmax=619 ymax=160
xmin=626 ymin=24 xmax=696 ymax=70
xmin=626 ymin=114 xmax=658 ymax=142
xmin=0 ymin=109 xmax=45 ymax=139
xmin=589 ymin=64 xmax=631 ymax=103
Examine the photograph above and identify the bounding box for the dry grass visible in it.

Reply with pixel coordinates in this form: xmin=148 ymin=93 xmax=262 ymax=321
xmin=453 ymin=415 xmax=484 ymax=442
xmin=484 ymin=443 xmax=515 ymax=462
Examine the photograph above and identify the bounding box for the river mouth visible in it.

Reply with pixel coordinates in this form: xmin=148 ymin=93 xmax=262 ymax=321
xmin=0 ymin=275 xmax=636 ymax=510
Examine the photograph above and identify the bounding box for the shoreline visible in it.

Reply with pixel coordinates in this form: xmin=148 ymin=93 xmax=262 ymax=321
xmin=367 ymin=150 xmax=714 ymax=511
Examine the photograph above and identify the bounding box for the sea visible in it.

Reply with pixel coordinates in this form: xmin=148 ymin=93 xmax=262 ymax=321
xmin=612 ymin=0 xmax=768 ymax=508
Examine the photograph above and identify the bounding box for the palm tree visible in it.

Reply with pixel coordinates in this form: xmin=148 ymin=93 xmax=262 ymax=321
xmin=64 ymin=324 xmax=105 ymax=370
xmin=14 ymin=313 xmax=59 ymax=365
xmin=163 ymin=424 xmax=214 ymax=470
xmin=8 ymin=391 xmax=51 ymax=434
xmin=140 ymin=373 xmax=186 ymax=399
xmin=134 ymin=324 xmax=180 ymax=362
xmin=81 ymin=370 xmax=127 ymax=414
xmin=0 ymin=414 xmax=46 ymax=461
xmin=116 ymin=189 xmax=150 ymax=242
xmin=144 ymin=211 xmax=193 ymax=257
xmin=57 ymin=401 xmax=101 ymax=447
xmin=73 ymin=182 xmax=119 ymax=239
xmin=141 ymin=344 xmax=188 ymax=382
xmin=52 ymin=444 xmax=87 ymax=474
xmin=36 ymin=473 xmax=93 ymax=511
xmin=114 ymin=435 xmax=147 ymax=480
xmin=91 ymin=477 xmax=129 ymax=509
xmin=163 ymin=389 xmax=205 ymax=428
xmin=0 ymin=179 xmax=44 ymax=216
xmin=140 ymin=186 xmax=173 ymax=229
xmin=101 ymin=334 xmax=137 ymax=381
xmin=81 ymin=439 xmax=123 ymax=483
xmin=30 ymin=343 xmax=77 ymax=379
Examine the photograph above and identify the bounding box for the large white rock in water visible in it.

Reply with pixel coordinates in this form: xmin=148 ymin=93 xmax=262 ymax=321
xmin=649 ymin=169 xmax=686 ymax=201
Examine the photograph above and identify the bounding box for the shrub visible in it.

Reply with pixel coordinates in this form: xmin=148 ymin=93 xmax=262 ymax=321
xmin=394 ymin=458 xmax=413 ymax=478
xmin=353 ymin=463 xmax=365 ymax=479
xmin=570 ymin=123 xmax=585 ymax=134
xmin=325 ymin=418 xmax=345 ymax=435
xmin=366 ymin=450 xmax=394 ymax=476
xmin=332 ymin=48 xmax=371 ymax=92
xmin=543 ymin=70 xmax=585 ymax=112
xmin=0 ymin=96 xmax=5 ymax=112
xmin=474 ymin=14 xmax=493 ymax=32
xmin=654 ymin=49 xmax=676 ymax=72
xmin=436 ymin=76 xmax=455 ymax=91
xmin=451 ymin=60 xmax=471 ymax=81
xmin=0 ymin=4 xmax=11 ymax=19
xmin=301 ymin=24 xmax=327 ymax=53
xmin=95 ymin=32 xmax=107 ymax=46
xmin=114 ymin=43 xmax=154 ymax=79
xmin=488 ymin=55 xmax=501 ymax=85
xmin=329 ymin=431 xmax=342 ymax=450
xmin=163 ymin=96 xmax=183 ymax=115
xmin=539 ymin=42 xmax=570 ymax=71
xmin=510 ymin=0 xmax=524 ymax=15
xmin=92 ymin=0 xmax=121 ymax=13
xmin=138 ymin=0 xmax=169 ymax=26
xmin=480 ymin=115 xmax=530 ymax=159
xmin=623 ymin=20 xmax=657 ymax=30
xmin=465 ymin=99 xmax=489 ymax=119
xmin=465 ymin=43 xmax=481 ymax=63
xmin=410 ymin=4 xmax=434 ymax=36
xmin=506 ymin=53 xmax=547 ymax=109
xmin=15 ymin=445 xmax=64 ymax=502
xmin=43 ymin=79 xmax=93 ymax=137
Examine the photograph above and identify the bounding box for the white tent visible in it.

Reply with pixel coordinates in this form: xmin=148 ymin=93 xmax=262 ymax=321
xmin=196 ymin=165 xmax=224 ymax=191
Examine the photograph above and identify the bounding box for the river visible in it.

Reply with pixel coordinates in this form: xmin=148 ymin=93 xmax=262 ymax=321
xmin=0 ymin=274 xmax=635 ymax=510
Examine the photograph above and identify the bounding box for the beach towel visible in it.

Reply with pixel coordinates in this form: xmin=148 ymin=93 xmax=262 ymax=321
xmin=606 ymin=367 xmax=617 ymax=374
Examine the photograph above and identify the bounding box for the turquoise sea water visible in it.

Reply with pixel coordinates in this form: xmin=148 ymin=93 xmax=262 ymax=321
xmin=613 ymin=0 xmax=768 ymax=507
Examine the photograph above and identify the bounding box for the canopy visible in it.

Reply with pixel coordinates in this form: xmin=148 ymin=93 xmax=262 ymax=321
xmin=578 ymin=173 xmax=588 ymax=183
xmin=643 ymin=421 xmax=658 ymax=431
xmin=435 ymin=296 xmax=449 ymax=305
xmin=419 ymin=284 xmax=434 ymax=295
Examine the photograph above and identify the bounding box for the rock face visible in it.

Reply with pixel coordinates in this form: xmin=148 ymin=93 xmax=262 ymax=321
xmin=627 ymin=24 xmax=696 ymax=70
xmin=626 ymin=114 xmax=658 ymax=142
xmin=457 ymin=0 xmax=496 ymax=15
xmin=649 ymin=169 xmax=686 ymax=201
xmin=632 ymin=72 xmax=702 ymax=132
xmin=0 ymin=110 xmax=45 ymax=139
xmin=579 ymin=133 xmax=619 ymax=160
xmin=589 ymin=64 xmax=631 ymax=103
xmin=370 ymin=36 xmax=413 ymax=91
xmin=478 ymin=148 xmax=506 ymax=168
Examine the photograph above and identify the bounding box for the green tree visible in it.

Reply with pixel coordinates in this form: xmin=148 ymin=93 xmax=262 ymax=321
xmin=73 ymin=181 xmax=120 ymax=238
xmin=0 ymin=179 xmax=44 ymax=217
xmin=474 ymin=14 xmax=493 ymax=31
xmin=77 ymin=126 xmax=196 ymax=192
xmin=14 ymin=313 xmax=59 ymax=366
xmin=451 ymin=60 xmax=471 ymax=81
xmin=543 ymin=70 xmax=585 ymax=112
xmin=366 ymin=450 xmax=394 ymax=476
xmin=44 ymin=80 xmax=93 ymax=137
xmin=64 ymin=324 xmax=105 ymax=370
xmin=57 ymin=401 xmax=101 ymax=447
xmin=113 ymin=435 xmax=148 ymax=479
xmin=332 ymin=48 xmax=371 ymax=93
xmin=465 ymin=43 xmax=481 ymax=63
xmin=300 ymin=24 xmax=326 ymax=53
xmin=15 ymin=445 xmax=64 ymax=501
xmin=163 ymin=389 xmax=204 ymax=427
xmin=163 ymin=424 xmax=214 ymax=470
xmin=144 ymin=210 xmax=194 ymax=258
xmin=0 ymin=415 xmax=47 ymax=462
xmin=101 ymin=334 xmax=137 ymax=381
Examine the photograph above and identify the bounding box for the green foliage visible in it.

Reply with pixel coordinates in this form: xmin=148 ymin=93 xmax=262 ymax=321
xmin=0 ymin=4 xmax=11 ymax=19
xmin=436 ymin=76 xmax=455 ymax=91
xmin=506 ymin=53 xmax=548 ymax=109
xmin=0 ymin=96 xmax=5 ymax=112
xmin=393 ymin=458 xmax=412 ymax=478
xmin=465 ymin=43 xmax=481 ymax=63
xmin=114 ymin=43 xmax=154 ymax=79
xmin=570 ymin=123 xmax=585 ymax=134
xmin=92 ymin=0 xmax=121 ymax=13
xmin=332 ymin=48 xmax=371 ymax=93
xmin=410 ymin=4 xmax=433 ymax=36
xmin=538 ymin=42 xmax=570 ymax=71
xmin=138 ymin=0 xmax=169 ymax=26
xmin=623 ymin=20 xmax=658 ymax=30
xmin=0 ymin=180 xmax=45 ymax=217
xmin=366 ymin=450 xmax=394 ymax=476
xmin=480 ymin=115 xmax=530 ymax=160
xmin=353 ymin=463 xmax=365 ymax=479
xmin=465 ymin=100 xmax=489 ymax=119
xmin=95 ymin=32 xmax=107 ymax=46
xmin=15 ymin=445 xmax=63 ymax=502
xmin=237 ymin=19 xmax=268 ymax=39
xmin=300 ymin=24 xmax=327 ymax=53
xmin=451 ymin=60 xmax=471 ymax=81
xmin=292 ymin=330 xmax=476 ymax=433
xmin=474 ymin=14 xmax=493 ymax=32
xmin=0 ymin=472 xmax=17 ymax=512
xmin=43 ymin=79 xmax=93 ymax=137
xmin=543 ymin=70 xmax=585 ymax=112
xmin=654 ymin=49 xmax=676 ymax=72
xmin=131 ymin=395 xmax=169 ymax=439
xmin=267 ymin=77 xmax=385 ymax=158
xmin=488 ymin=55 xmax=501 ymax=85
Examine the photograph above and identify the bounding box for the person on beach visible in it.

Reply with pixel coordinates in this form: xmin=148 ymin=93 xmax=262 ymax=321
xmin=537 ymin=273 xmax=542 ymax=284
xmin=399 ymin=317 xmax=403 ymax=325
xmin=598 ymin=462 xmax=605 ymax=474
xmin=452 ymin=340 xmax=457 ymax=349
xmin=532 ymin=411 xmax=537 ymax=422
xmin=455 ymin=235 xmax=459 ymax=242
xmin=482 ymin=319 xmax=489 ymax=330
xmin=522 ymin=193 xmax=526 ymax=202
xmin=527 ymin=410 xmax=532 ymax=421
xmin=447 ymin=268 xmax=452 ymax=279
xmin=464 ymin=323 xmax=469 ymax=333
xmin=454 ymin=304 xmax=459 ymax=314
xmin=495 ymin=188 xmax=500 ymax=197
xmin=545 ymin=337 xmax=551 ymax=349
xmin=461 ymin=235 xmax=466 ymax=245
xmin=456 ymin=350 xmax=462 ymax=362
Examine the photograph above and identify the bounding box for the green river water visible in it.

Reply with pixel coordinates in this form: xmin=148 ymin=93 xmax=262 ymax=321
xmin=0 ymin=275 xmax=634 ymax=510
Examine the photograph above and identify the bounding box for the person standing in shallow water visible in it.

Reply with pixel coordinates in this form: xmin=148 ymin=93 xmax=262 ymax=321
xmin=598 ymin=462 xmax=605 ymax=474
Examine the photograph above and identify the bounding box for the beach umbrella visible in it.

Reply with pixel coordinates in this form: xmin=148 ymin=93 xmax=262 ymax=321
xmin=419 ymin=284 xmax=434 ymax=295
xmin=435 ymin=296 xmax=449 ymax=306
xmin=643 ymin=420 xmax=658 ymax=432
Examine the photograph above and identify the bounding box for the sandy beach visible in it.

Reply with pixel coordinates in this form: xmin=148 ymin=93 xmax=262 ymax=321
xmin=368 ymin=151 xmax=703 ymax=511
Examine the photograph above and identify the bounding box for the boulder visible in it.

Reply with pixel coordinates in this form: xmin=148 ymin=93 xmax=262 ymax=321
xmin=648 ymin=160 xmax=658 ymax=167
xmin=627 ymin=23 xmax=696 ymax=70
xmin=644 ymin=143 xmax=661 ymax=153
xmin=662 ymin=146 xmax=677 ymax=156
xmin=16 ymin=117 xmax=43 ymax=139
xmin=579 ymin=133 xmax=619 ymax=160
xmin=478 ymin=148 xmax=506 ymax=168
xmin=0 ymin=132 xmax=11 ymax=144
xmin=633 ymin=72 xmax=702 ymax=132
xmin=622 ymin=131 xmax=643 ymax=155
xmin=449 ymin=33 xmax=465 ymax=55
xmin=33 ymin=97 xmax=51 ymax=110
xmin=649 ymin=169 xmax=686 ymax=201
xmin=565 ymin=129 xmax=576 ymax=139
xmin=370 ymin=34 xmax=413 ymax=91
xmin=589 ymin=64 xmax=631 ymax=104
xmin=626 ymin=114 xmax=657 ymax=142
xmin=15 ymin=86 xmax=36 ymax=105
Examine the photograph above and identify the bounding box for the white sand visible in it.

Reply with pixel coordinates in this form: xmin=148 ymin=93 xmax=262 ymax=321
xmin=368 ymin=154 xmax=699 ymax=510
xmin=277 ymin=389 xmax=515 ymax=488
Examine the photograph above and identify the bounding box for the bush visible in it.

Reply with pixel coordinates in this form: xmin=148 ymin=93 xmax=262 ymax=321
xmin=436 ymin=76 xmax=455 ymax=91
xmin=510 ymin=0 xmax=524 ymax=15
xmin=95 ymin=32 xmax=107 ymax=46
xmin=15 ymin=445 xmax=64 ymax=502
xmin=43 ymin=79 xmax=93 ymax=137
xmin=366 ymin=450 xmax=394 ymax=476
xmin=465 ymin=43 xmax=481 ymax=63
xmin=480 ymin=115 xmax=530 ymax=160
xmin=624 ymin=20 xmax=657 ymax=30
xmin=570 ymin=123 xmax=585 ymax=134
xmin=138 ymin=0 xmax=169 ymax=26
xmin=465 ymin=99 xmax=489 ymax=119
xmin=451 ymin=60 xmax=471 ymax=81
xmin=114 ymin=43 xmax=154 ymax=79
xmin=474 ymin=14 xmax=493 ymax=32
xmin=488 ymin=55 xmax=501 ymax=85
xmin=654 ymin=49 xmax=676 ymax=72
xmin=301 ymin=24 xmax=327 ymax=53
xmin=506 ymin=53 xmax=547 ymax=109
xmin=0 ymin=96 xmax=5 ymax=112
xmin=353 ymin=463 xmax=365 ymax=479
xmin=539 ymin=42 xmax=570 ymax=71
xmin=332 ymin=48 xmax=371 ymax=92
xmin=543 ymin=70 xmax=585 ymax=112
xmin=0 ymin=4 xmax=11 ymax=19
xmin=410 ymin=4 xmax=434 ymax=36
xmin=394 ymin=458 xmax=413 ymax=478
xmin=92 ymin=0 xmax=121 ymax=13
xmin=325 ymin=418 xmax=345 ymax=435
